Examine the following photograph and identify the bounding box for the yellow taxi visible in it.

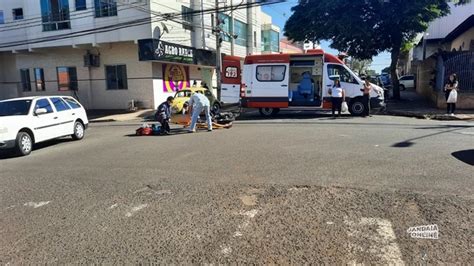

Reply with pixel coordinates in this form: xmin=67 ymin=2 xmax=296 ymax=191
xmin=171 ymin=87 xmax=221 ymax=114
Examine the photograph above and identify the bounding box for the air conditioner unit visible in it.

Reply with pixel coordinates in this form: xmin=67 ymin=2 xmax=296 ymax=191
xmin=84 ymin=54 xmax=100 ymax=67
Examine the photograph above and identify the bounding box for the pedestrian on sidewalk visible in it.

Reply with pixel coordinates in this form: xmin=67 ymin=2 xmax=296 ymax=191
xmin=155 ymin=96 xmax=174 ymax=135
xmin=187 ymin=92 xmax=212 ymax=133
xmin=361 ymin=79 xmax=373 ymax=117
xmin=444 ymin=74 xmax=458 ymax=115
xmin=329 ymin=79 xmax=345 ymax=118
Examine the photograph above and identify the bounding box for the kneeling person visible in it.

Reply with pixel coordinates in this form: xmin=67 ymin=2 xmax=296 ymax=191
xmin=155 ymin=96 xmax=174 ymax=134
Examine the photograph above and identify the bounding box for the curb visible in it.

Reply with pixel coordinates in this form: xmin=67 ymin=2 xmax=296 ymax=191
xmin=383 ymin=110 xmax=474 ymax=121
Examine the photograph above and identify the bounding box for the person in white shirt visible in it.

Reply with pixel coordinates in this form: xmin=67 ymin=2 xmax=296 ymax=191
xmin=187 ymin=92 xmax=212 ymax=132
xmin=329 ymin=79 xmax=345 ymax=118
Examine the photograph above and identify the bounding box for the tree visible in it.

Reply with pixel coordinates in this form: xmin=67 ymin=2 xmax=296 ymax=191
xmin=349 ymin=58 xmax=372 ymax=76
xmin=284 ymin=0 xmax=459 ymax=100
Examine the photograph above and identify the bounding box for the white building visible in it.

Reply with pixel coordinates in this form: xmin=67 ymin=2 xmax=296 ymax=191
xmin=0 ymin=0 xmax=279 ymax=109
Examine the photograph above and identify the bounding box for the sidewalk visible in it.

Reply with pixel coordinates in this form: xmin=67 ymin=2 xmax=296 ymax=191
xmin=88 ymin=109 xmax=154 ymax=123
xmin=382 ymin=90 xmax=474 ymax=121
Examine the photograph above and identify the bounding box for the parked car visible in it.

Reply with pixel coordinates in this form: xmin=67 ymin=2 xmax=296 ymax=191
xmin=378 ymin=73 xmax=392 ymax=90
xmin=365 ymin=75 xmax=390 ymax=102
xmin=171 ymin=87 xmax=221 ymax=114
xmin=0 ymin=96 xmax=88 ymax=156
xmin=399 ymin=75 xmax=415 ymax=90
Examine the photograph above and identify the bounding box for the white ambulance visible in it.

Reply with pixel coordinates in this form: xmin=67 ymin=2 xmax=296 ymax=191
xmin=221 ymin=49 xmax=385 ymax=117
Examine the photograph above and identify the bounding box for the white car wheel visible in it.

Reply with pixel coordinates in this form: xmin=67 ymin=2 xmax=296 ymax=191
xmin=16 ymin=132 xmax=33 ymax=156
xmin=72 ymin=121 xmax=84 ymax=140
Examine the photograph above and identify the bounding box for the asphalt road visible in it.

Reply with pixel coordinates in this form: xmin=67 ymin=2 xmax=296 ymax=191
xmin=1 ymin=113 xmax=473 ymax=264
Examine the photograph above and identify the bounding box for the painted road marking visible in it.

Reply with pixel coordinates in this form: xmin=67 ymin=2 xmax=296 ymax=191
xmin=345 ymin=217 xmax=404 ymax=265
xmin=125 ymin=204 xmax=148 ymax=217
xmin=24 ymin=201 xmax=51 ymax=208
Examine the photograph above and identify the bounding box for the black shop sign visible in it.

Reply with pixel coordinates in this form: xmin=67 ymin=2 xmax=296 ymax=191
xmin=138 ymin=38 xmax=215 ymax=66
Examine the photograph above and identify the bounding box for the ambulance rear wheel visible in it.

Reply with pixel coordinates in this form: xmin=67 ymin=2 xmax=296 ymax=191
xmin=259 ymin=108 xmax=279 ymax=117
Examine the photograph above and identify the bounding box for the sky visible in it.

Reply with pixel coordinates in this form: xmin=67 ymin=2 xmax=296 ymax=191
xmin=262 ymin=1 xmax=392 ymax=74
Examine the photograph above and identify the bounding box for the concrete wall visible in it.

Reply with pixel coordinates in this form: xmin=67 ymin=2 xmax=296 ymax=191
xmin=434 ymin=91 xmax=474 ymax=109
xmin=451 ymin=27 xmax=474 ymax=51
xmin=415 ymin=58 xmax=437 ymax=98
xmin=0 ymin=52 xmax=20 ymax=99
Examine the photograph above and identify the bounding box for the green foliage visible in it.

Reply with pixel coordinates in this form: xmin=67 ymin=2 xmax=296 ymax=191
xmin=284 ymin=0 xmax=451 ymax=60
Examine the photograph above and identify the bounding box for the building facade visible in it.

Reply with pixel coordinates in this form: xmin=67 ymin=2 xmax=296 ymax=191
xmin=410 ymin=1 xmax=474 ymax=109
xmin=0 ymin=0 xmax=278 ymax=109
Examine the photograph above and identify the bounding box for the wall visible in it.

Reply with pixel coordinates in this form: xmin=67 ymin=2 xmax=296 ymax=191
xmin=0 ymin=52 xmax=20 ymax=99
xmin=451 ymin=27 xmax=474 ymax=51
xmin=0 ymin=42 xmax=154 ymax=110
xmin=415 ymin=57 xmax=437 ymax=99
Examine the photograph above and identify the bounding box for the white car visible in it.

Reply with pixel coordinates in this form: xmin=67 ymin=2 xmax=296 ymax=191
xmin=399 ymin=75 xmax=415 ymax=90
xmin=0 ymin=96 xmax=88 ymax=156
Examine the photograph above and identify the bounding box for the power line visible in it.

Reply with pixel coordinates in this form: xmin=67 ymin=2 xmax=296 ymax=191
xmin=0 ymin=4 xmax=146 ymax=32
xmin=0 ymin=0 xmax=285 ymax=49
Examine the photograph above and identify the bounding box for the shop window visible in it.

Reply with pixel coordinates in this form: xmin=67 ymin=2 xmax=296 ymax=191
xmin=182 ymin=6 xmax=193 ymax=31
xmin=256 ymin=65 xmax=286 ymax=82
xmin=254 ymin=31 xmax=257 ymax=48
xmin=20 ymin=69 xmax=31 ymax=92
xmin=270 ymin=30 xmax=279 ymax=52
xmin=76 ymin=0 xmax=87 ymax=11
xmin=95 ymin=0 xmax=117 ymax=17
xmin=34 ymin=68 xmax=46 ymax=91
xmin=13 ymin=8 xmax=24 ymax=20
xmin=41 ymin=0 xmax=71 ymax=31
xmin=57 ymin=67 xmax=78 ymax=91
xmin=106 ymin=65 xmax=128 ymax=90
xmin=234 ymin=19 xmax=247 ymax=46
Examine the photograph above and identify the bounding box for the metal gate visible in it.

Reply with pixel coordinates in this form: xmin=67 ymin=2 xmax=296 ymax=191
xmin=444 ymin=52 xmax=474 ymax=91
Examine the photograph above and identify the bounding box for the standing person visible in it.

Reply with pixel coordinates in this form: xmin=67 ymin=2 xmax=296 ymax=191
xmin=192 ymin=80 xmax=198 ymax=87
xmin=201 ymin=81 xmax=209 ymax=90
xmin=444 ymin=74 xmax=459 ymax=115
xmin=329 ymin=79 xmax=345 ymax=118
xmin=188 ymin=92 xmax=212 ymax=132
xmin=155 ymin=96 xmax=174 ymax=135
xmin=361 ymin=79 xmax=374 ymax=117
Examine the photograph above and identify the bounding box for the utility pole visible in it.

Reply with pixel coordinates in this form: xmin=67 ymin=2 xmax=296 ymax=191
xmin=201 ymin=0 xmax=206 ymax=49
xmin=215 ymin=0 xmax=222 ymax=99
xmin=230 ymin=0 xmax=234 ymax=56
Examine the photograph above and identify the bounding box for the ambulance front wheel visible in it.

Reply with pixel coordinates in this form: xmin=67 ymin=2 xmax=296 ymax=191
xmin=259 ymin=108 xmax=280 ymax=117
xmin=349 ymin=99 xmax=366 ymax=116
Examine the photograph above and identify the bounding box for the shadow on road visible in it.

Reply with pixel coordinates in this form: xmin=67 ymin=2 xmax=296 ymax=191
xmin=452 ymin=150 xmax=474 ymax=166
xmin=124 ymin=128 xmax=215 ymax=137
xmin=392 ymin=125 xmax=468 ymax=148
xmin=0 ymin=138 xmax=73 ymax=160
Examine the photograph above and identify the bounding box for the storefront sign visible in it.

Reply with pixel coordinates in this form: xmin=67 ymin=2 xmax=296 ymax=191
xmin=162 ymin=64 xmax=190 ymax=93
xmin=138 ymin=38 xmax=216 ymax=66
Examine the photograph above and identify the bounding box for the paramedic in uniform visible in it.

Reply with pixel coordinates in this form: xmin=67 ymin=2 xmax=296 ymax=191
xmin=329 ymin=79 xmax=345 ymax=118
xmin=188 ymin=92 xmax=212 ymax=133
